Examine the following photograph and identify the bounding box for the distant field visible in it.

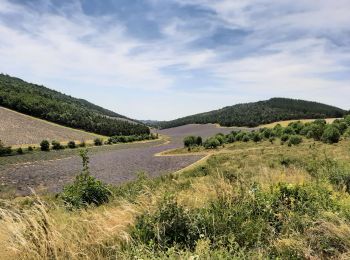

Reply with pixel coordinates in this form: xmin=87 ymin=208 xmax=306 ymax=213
xmin=259 ymin=118 xmax=338 ymax=128
xmin=0 ymin=107 xmax=102 ymax=146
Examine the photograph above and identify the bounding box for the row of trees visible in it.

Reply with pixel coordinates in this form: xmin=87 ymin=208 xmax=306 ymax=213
xmin=160 ymin=98 xmax=347 ymax=128
xmin=183 ymin=116 xmax=350 ymax=149
xmin=0 ymin=74 xmax=149 ymax=136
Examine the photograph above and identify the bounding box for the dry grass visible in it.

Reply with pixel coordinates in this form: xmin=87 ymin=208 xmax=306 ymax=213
xmin=1 ymin=138 xmax=350 ymax=259
xmin=0 ymin=106 xmax=103 ymax=147
xmin=259 ymin=118 xmax=338 ymax=128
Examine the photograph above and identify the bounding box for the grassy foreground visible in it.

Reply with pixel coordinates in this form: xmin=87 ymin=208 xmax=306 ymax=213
xmin=1 ymin=138 xmax=350 ymax=259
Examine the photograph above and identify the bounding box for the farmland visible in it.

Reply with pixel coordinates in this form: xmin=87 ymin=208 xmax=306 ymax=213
xmin=0 ymin=106 xmax=101 ymax=147
xmin=0 ymin=124 xmax=238 ymax=196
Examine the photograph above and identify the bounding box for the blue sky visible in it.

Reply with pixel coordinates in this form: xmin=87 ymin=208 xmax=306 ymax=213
xmin=0 ymin=0 xmax=349 ymax=120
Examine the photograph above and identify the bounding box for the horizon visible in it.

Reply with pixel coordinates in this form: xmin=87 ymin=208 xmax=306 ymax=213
xmin=0 ymin=0 xmax=349 ymax=120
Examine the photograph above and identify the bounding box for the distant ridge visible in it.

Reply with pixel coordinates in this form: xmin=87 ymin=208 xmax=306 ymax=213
xmin=157 ymin=98 xmax=346 ymax=129
xmin=0 ymin=74 xmax=149 ymax=136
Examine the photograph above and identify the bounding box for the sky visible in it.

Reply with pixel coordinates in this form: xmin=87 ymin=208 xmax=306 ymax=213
xmin=0 ymin=0 xmax=349 ymax=120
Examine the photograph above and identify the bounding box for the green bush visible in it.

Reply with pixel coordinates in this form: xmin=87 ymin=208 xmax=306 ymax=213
xmin=28 ymin=146 xmax=34 ymax=151
xmin=288 ymin=135 xmax=303 ymax=146
xmin=40 ymin=140 xmax=50 ymax=151
xmin=252 ymin=132 xmax=262 ymax=142
xmin=322 ymin=125 xmax=341 ymax=144
xmin=281 ymin=134 xmax=289 ymax=142
xmin=306 ymin=123 xmax=324 ymax=141
xmin=0 ymin=140 xmax=12 ymax=156
xmin=132 ymin=196 xmax=199 ymax=249
xmin=16 ymin=147 xmax=23 ymax=154
xmin=60 ymin=149 xmax=111 ymax=208
xmin=79 ymin=141 xmax=86 ymax=147
xmin=67 ymin=141 xmax=76 ymax=149
xmin=242 ymin=135 xmax=250 ymax=142
xmin=204 ymin=137 xmax=220 ymax=149
xmin=344 ymin=115 xmax=350 ymax=126
xmin=183 ymin=136 xmax=197 ymax=148
xmin=196 ymin=136 xmax=203 ymax=146
xmin=52 ymin=140 xmax=64 ymax=150
xmin=94 ymin=138 xmax=103 ymax=146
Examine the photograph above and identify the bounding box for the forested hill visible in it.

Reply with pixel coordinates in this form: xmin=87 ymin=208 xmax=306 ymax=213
xmin=158 ymin=98 xmax=346 ymax=128
xmin=0 ymin=74 xmax=149 ymax=136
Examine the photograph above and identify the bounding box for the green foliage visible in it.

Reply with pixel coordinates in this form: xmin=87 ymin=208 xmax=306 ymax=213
xmin=251 ymin=132 xmax=262 ymax=142
xmin=40 ymin=140 xmax=50 ymax=151
xmin=281 ymin=134 xmax=289 ymax=142
xmin=242 ymin=135 xmax=250 ymax=142
xmin=0 ymin=140 xmax=12 ymax=156
xmin=158 ymin=98 xmax=345 ymax=128
xmin=203 ymin=137 xmax=220 ymax=149
xmin=183 ymin=136 xmax=202 ymax=148
xmin=108 ymin=134 xmax=157 ymax=144
xmin=345 ymin=115 xmax=350 ymax=126
xmin=60 ymin=149 xmax=111 ymax=208
xmin=16 ymin=147 xmax=23 ymax=154
xmin=79 ymin=141 xmax=86 ymax=147
xmin=322 ymin=125 xmax=341 ymax=144
xmin=288 ymin=135 xmax=303 ymax=146
xmin=0 ymin=74 xmax=150 ymax=136
xmin=133 ymin=196 xmax=198 ymax=250
xmin=94 ymin=138 xmax=103 ymax=146
xmin=51 ymin=140 xmax=64 ymax=150
xmin=306 ymin=123 xmax=325 ymax=141
xmin=28 ymin=146 xmax=34 ymax=151
xmin=67 ymin=141 xmax=76 ymax=149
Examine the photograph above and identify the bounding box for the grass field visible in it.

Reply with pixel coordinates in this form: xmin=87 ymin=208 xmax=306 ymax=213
xmin=0 ymin=106 xmax=103 ymax=147
xmin=259 ymin=118 xmax=338 ymax=128
xmin=1 ymin=135 xmax=350 ymax=259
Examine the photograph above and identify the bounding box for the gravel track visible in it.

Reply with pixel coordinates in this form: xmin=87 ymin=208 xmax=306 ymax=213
xmin=0 ymin=124 xmax=244 ymax=195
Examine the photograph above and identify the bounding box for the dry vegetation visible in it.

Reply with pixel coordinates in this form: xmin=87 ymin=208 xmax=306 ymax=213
xmin=0 ymin=107 xmax=101 ymax=147
xmin=260 ymin=118 xmax=337 ymax=128
xmin=1 ymin=136 xmax=350 ymax=259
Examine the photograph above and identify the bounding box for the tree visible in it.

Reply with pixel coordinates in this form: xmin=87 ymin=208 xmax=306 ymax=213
xmin=203 ymin=137 xmax=220 ymax=149
xmin=40 ymin=140 xmax=50 ymax=151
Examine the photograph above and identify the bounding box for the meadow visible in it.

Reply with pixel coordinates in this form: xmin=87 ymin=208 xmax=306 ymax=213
xmin=1 ymin=119 xmax=350 ymax=259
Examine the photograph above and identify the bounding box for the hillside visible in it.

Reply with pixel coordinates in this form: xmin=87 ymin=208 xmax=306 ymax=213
xmin=158 ymin=98 xmax=346 ymax=128
xmin=0 ymin=74 xmax=149 ymax=136
xmin=0 ymin=106 xmax=101 ymax=146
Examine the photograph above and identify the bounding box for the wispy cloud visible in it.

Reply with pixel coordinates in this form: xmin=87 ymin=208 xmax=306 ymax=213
xmin=0 ymin=0 xmax=349 ymax=119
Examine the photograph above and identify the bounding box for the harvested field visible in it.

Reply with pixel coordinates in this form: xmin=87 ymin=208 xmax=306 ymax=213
xmin=0 ymin=106 xmax=101 ymax=146
xmin=0 ymin=124 xmax=242 ymax=196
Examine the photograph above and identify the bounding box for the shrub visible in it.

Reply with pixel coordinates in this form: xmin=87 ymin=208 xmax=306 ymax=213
xmin=306 ymin=123 xmax=324 ymax=141
xmin=334 ymin=122 xmax=348 ymax=135
xmin=322 ymin=125 xmax=341 ymax=144
xmin=226 ymin=134 xmax=236 ymax=143
xmin=0 ymin=140 xmax=12 ymax=156
xmin=204 ymin=137 xmax=220 ymax=149
xmin=132 ymin=196 xmax=199 ymax=249
xmin=252 ymin=133 xmax=262 ymax=142
xmin=242 ymin=135 xmax=250 ymax=142
xmin=288 ymin=135 xmax=303 ymax=146
xmin=60 ymin=149 xmax=111 ymax=208
xmin=196 ymin=136 xmax=203 ymax=146
xmin=215 ymin=134 xmax=226 ymax=145
xmin=28 ymin=146 xmax=34 ymax=151
xmin=40 ymin=140 xmax=50 ymax=151
xmin=345 ymin=115 xmax=350 ymax=126
xmin=79 ymin=141 xmax=86 ymax=147
xmin=183 ymin=136 xmax=197 ymax=148
xmin=67 ymin=141 xmax=76 ymax=149
xmin=283 ymin=126 xmax=296 ymax=135
xmin=235 ymin=132 xmax=245 ymax=141
xmin=52 ymin=140 xmax=64 ymax=150
xmin=94 ymin=138 xmax=103 ymax=146
xmin=281 ymin=134 xmax=289 ymax=142
xmin=16 ymin=147 xmax=23 ymax=154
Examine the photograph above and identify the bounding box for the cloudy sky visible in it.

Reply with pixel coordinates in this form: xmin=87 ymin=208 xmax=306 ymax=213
xmin=0 ymin=0 xmax=349 ymax=120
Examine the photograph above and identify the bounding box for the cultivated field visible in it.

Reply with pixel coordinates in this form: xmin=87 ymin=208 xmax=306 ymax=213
xmin=0 ymin=124 xmax=238 ymax=196
xmin=0 ymin=106 xmax=101 ymax=146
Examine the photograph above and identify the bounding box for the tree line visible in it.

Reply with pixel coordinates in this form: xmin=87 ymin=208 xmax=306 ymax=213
xmin=158 ymin=98 xmax=347 ymax=128
xmin=0 ymin=74 xmax=149 ymax=136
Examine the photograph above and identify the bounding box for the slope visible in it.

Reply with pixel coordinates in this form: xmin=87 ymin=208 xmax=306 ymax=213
xmin=0 ymin=74 xmax=149 ymax=136
xmin=158 ymin=98 xmax=346 ymax=128
xmin=0 ymin=106 xmax=102 ymax=146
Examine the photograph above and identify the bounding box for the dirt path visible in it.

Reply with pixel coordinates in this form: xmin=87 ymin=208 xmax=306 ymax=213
xmin=0 ymin=124 xmax=238 ymax=196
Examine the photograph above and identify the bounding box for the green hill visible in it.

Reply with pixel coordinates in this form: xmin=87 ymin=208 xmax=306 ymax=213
xmin=0 ymin=74 xmax=149 ymax=136
xmin=158 ymin=98 xmax=346 ymax=128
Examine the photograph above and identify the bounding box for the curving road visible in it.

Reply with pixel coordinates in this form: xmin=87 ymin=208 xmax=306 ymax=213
xmin=0 ymin=124 xmax=245 ymax=196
